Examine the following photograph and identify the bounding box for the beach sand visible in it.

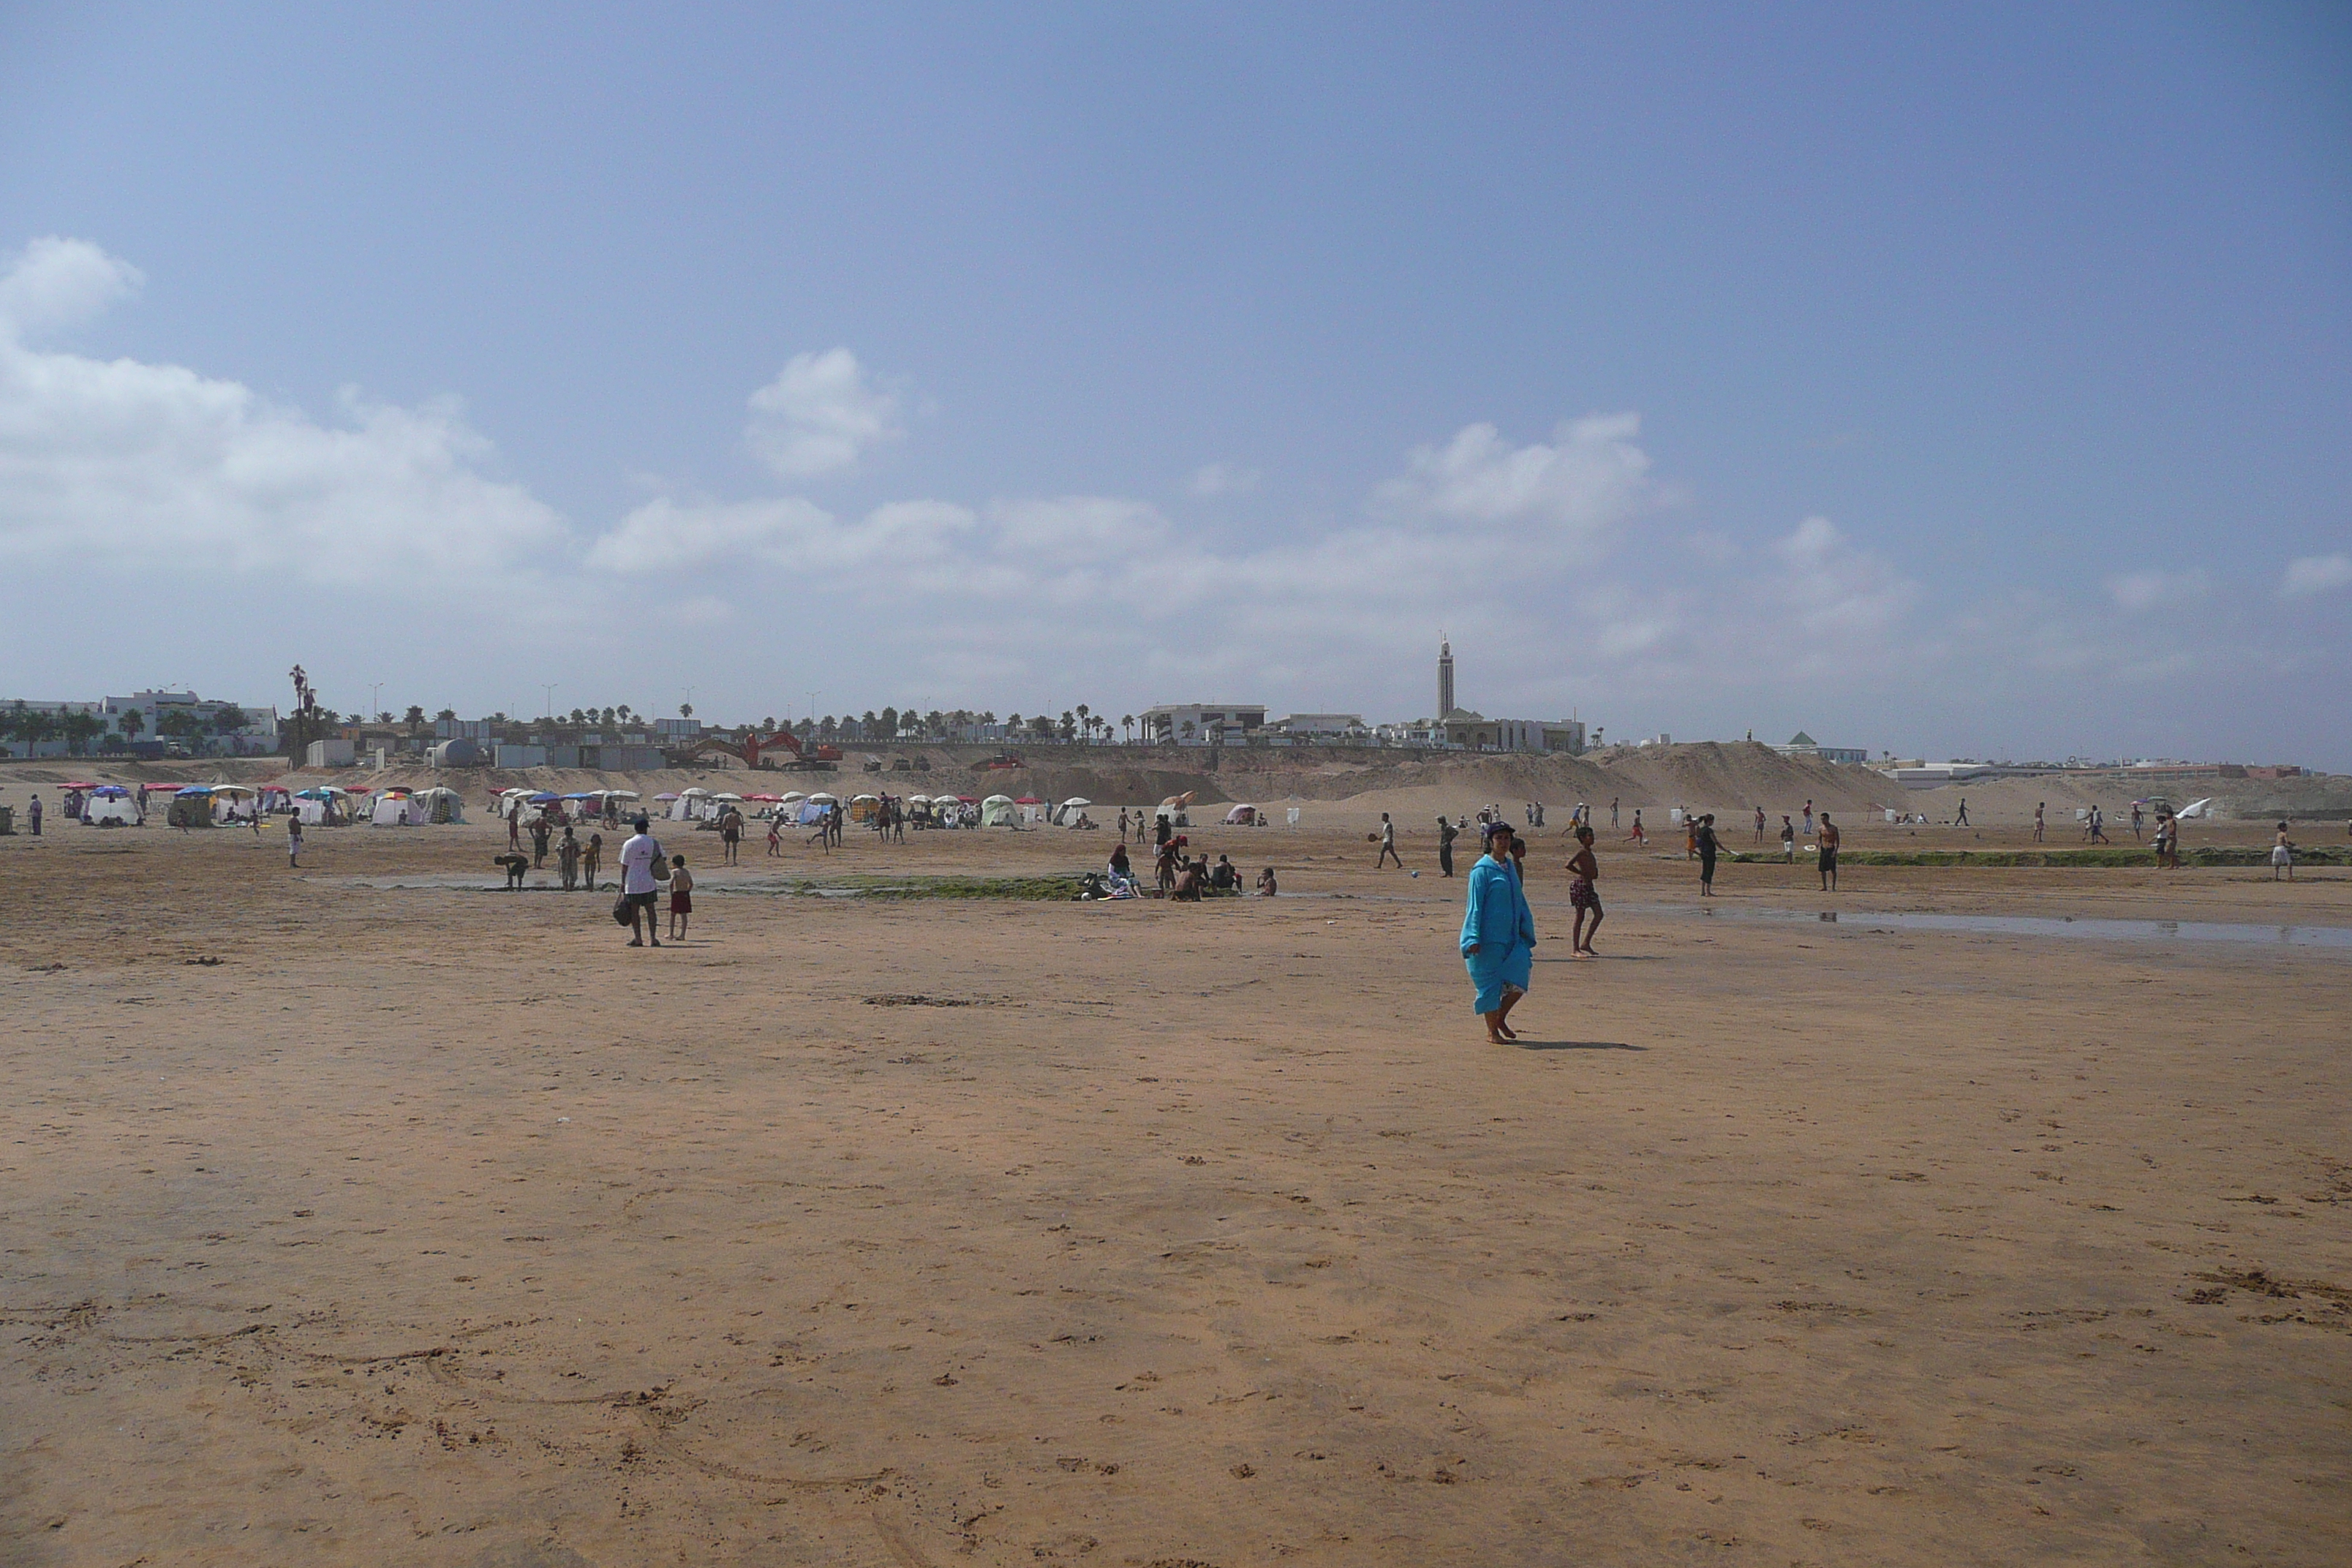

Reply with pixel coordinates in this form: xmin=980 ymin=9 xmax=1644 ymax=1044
xmin=2 ymin=802 xmax=2346 ymax=1565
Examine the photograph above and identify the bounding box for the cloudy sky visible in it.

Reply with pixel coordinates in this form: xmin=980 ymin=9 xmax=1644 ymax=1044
xmin=1 ymin=4 xmax=2347 ymax=764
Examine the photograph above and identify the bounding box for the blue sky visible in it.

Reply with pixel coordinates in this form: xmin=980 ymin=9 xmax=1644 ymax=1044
xmin=1 ymin=3 xmax=2347 ymax=763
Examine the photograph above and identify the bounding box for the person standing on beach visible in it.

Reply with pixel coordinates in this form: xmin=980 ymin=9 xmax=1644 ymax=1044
xmin=1754 ymin=805 xmax=1767 ymax=844
xmin=668 ymin=855 xmax=694 ymax=939
xmin=1438 ymin=815 xmax=1458 ymax=878
xmin=1567 ymin=824 xmax=1603 ymax=956
xmin=1610 ymin=797 xmax=1620 ymax=829
xmin=287 ymin=815 xmax=304 ymax=867
xmin=2034 ymin=802 xmax=2046 ymax=843
xmin=529 ymin=814 xmax=552 ymax=867
xmin=766 ymin=816 xmax=783 ymax=858
xmin=1117 ymin=808 xmax=1130 ymax=844
xmin=584 ymin=832 xmax=603 ymax=887
xmin=2131 ymin=802 xmax=2144 ymax=840
xmin=1818 ymin=812 xmax=1840 ymax=892
xmin=720 ymin=804 xmax=743 ymax=865
xmin=26 ymin=794 xmax=39 ymax=836
xmin=558 ymin=826 xmax=580 ymax=891
xmin=1460 ymin=823 xmax=1536 ymax=1044
xmin=2272 ymin=823 xmax=2295 ymax=881
xmin=1780 ymin=815 xmax=1795 ymax=862
xmin=1695 ymin=813 xmax=1720 ymax=896
xmin=507 ymin=800 xmax=522 ymax=853
xmin=1376 ymin=813 xmax=1403 ymax=870
xmin=619 ymin=816 xmax=666 ymax=946
xmin=1803 ymin=800 xmax=1815 ymax=836
xmin=2152 ymin=812 xmax=2175 ymax=870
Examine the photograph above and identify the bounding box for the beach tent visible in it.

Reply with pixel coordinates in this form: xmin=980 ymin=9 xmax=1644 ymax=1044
xmin=209 ymin=785 xmax=258 ymax=826
xmin=1224 ymin=803 xmax=1261 ymax=826
xmin=2177 ymin=797 xmax=2215 ymax=820
xmin=371 ymin=788 xmax=427 ymax=826
xmin=85 ymin=785 xmax=139 ymax=826
xmin=980 ymin=794 xmax=1019 ymax=828
xmin=1051 ymin=796 xmax=1092 ymax=827
xmin=415 ymin=786 xmax=465 ymax=823
xmin=806 ymin=792 xmax=839 ymax=804
xmin=670 ymin=787 xmax=713 ymax=822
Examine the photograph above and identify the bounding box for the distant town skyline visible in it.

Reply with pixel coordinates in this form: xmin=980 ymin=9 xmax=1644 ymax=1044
xmin=1 ymin=6 xmax=2347 ymax=768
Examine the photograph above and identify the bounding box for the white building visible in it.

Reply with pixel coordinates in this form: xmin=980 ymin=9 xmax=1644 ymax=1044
xmin=1142 ymin=703 xmax=1267 ymax=745
xmin=1270 ymin=712 xmax=1369 ymax=738
xmin=1771 ymin=730 xmax=1869 ymax=765
xmin=102 ymin=691 xmax=280 ymax=755
xmin=1439 ymin=710 xmax=1585 ymax=755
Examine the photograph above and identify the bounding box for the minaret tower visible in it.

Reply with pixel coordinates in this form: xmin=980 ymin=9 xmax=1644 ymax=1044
xmin=1437 ymin=634 xmax=1455 ymax=718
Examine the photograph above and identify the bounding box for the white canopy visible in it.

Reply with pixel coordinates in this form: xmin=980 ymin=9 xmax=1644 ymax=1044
xmin=806 ymin=792 xmax=839 ymax=804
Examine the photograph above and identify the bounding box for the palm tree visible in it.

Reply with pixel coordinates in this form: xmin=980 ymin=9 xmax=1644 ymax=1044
xmin=1180 ymin=720 xmax=1196 ymax=742
xmin=679 ymin=701 xmax=693 ymax=720
xmin=617 ymin=704 xmax=633 ymax=723
xmin=1121 ymin=714 xmax=1134 ymax=745
xmin=1074 ymin=703 xmax=1090 ymax=742
xmin=117 ymin=706 xmax=145 ymax=745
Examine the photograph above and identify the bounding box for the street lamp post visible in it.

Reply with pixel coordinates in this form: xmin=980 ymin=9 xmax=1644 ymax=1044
xmin=541 ymin=682 xmax=558 ymax=720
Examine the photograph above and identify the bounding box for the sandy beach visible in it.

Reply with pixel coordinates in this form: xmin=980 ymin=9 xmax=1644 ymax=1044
xmin=2 ymin=796 xmax=2347 ymax=1566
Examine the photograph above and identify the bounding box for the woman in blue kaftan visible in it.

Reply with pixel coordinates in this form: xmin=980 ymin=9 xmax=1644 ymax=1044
xmin=1460 ymin=823 xmax=1536 ymax=1040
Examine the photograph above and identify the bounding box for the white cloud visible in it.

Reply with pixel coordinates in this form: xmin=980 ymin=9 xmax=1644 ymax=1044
xmin=990 ymin=495 xmax=1166 ymax=559
xmin=0 ymin=241 xmax=569 ymax=599
xmin=2107 ymin=568 xmax=2209 ymax=612
xmin=588 ymin=495 xmax=974 ymax=574
xmin=0 ymin=236 xmax=143 ymax=337
xmin=744 ymin=348 xmax=902 ymax=478
xmin=1189 ymin=461 xmax=1259 ymax=497
xmin=2280 ymin=552 xmax=2352 ymax=598
xmin=1376 ymin=415 xmax=1652 ymax=542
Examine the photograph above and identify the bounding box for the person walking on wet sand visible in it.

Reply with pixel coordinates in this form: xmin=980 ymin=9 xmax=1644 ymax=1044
xmin=1818 ymin=812 xmax=1840 ymax=892
xmin=1567 ymin=824 xmax=1603 ymax=956
xmin=1460 ymin=822 xmax=1536 ymax=1044
xmin=1695 ymin=813 xmax=1721 ymax=896
xmin=507 ymin=800 xmax=522 ymax=853
xmin=1376 ymin=812 xmax=1403 ymax=869
xmin=2272 ymin=823 xmax=2295 ymax=881
xmin=558 ymin=826 xmax=580 ymax=891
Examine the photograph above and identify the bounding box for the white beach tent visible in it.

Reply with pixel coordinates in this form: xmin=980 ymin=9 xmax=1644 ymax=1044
xmin=979 ymin=794 xmax=1019 ymax=828
xmin=209 ymin=785 xmax=258 ymax=825
xmin=670 ymin=787 xmax=713 ymax=822
xmin=416 ymin=785 xmax=465 ymax=823
xmin=1051 ymin=796 xmax=1092 ymax=826
xmin=1223 ymin=803 xmax=1260 ymax=826
xmin=370 ymin=789 xmax=427 ymax=826
xmin=84 ymin=785 xmax=139 ymax=826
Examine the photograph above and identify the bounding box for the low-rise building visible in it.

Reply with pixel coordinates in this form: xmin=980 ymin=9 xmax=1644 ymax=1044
xmin=1772 ymin=731 xmax=1870 ymax=765
xmin=1142 ymin=703 xmax=1267 ymax=745
xmin=1439 ymin=709 xmax=1583 ymax=754
xmin=1270 ymin=712 xmax=1369 ymax=738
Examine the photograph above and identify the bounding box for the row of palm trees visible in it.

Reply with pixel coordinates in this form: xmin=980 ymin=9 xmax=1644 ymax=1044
xmin=478 ymin=701 xmax=1168 ymax=747
xmin=1 ymin=701 xmax=249 ymax=757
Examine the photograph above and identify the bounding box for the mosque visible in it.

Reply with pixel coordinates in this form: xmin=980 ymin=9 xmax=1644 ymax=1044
xmin=1434 ymin=635 xmax=1584 ymax=755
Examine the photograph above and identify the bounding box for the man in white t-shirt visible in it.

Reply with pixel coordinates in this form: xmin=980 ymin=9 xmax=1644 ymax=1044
xmin=619 ymin=817 xmax=666 ymax=946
